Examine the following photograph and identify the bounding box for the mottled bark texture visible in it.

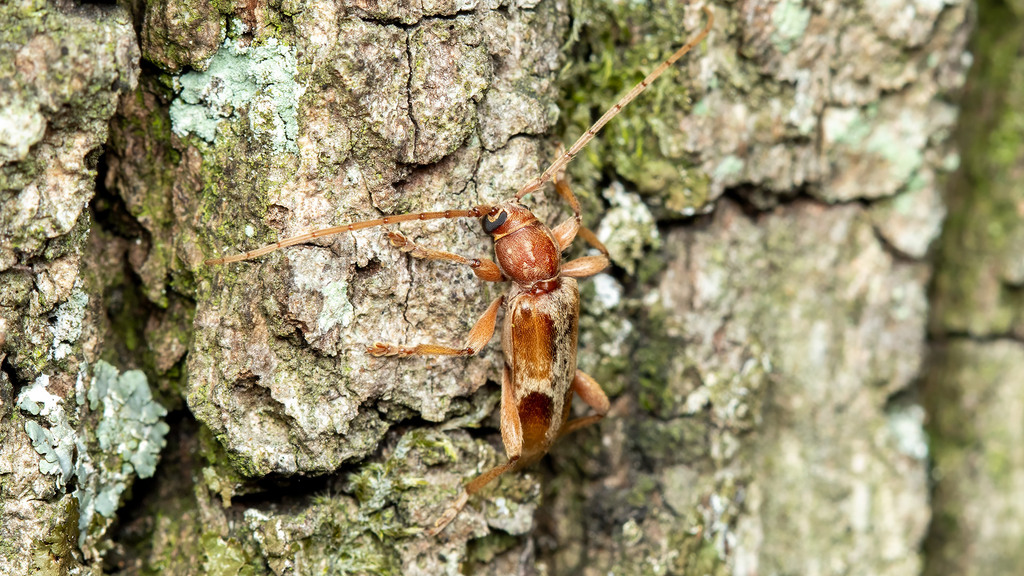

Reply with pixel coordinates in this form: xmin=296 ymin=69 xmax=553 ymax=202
xmin=0 ymin=1 xmax=169 ymax=575
xmin=923 ymin=1 xmax=1024 ymax=574
xmin=0 ymin=0 xmax=979 ymax=574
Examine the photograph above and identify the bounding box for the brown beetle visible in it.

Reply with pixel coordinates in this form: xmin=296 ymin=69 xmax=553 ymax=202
xmin=205 ymin=5 xmax=714 ymax=536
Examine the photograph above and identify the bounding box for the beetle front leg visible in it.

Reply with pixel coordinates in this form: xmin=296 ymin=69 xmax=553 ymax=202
xmin=550 ymin=170 xmax=611 ymax=257
xmin=561 ymin=254 xmax=610 ymax=279
xmin=428 ymin=365 xmax=522 ymax=536
xmin=388 ymin=231 xmax=505 ymax=282
xmin=367 ymin=295 xmax=504 ymax=357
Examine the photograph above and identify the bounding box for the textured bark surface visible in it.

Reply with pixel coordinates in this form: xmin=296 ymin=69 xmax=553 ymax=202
xmin=537 ymin=1 xmax=967 ymax=573
xmin=923 ymin=1 xmax=1024 ymax=574
xmin=0 ymin=1 xmax=160 ymax=575
xmin=0 ymin=0 xmax=985 ymax=574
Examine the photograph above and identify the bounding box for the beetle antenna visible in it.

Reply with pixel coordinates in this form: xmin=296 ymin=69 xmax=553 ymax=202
xmin=205 ymin=204 xmax=494 ymax=265
xmin=515 ymin=4 xmax=714 ymax=200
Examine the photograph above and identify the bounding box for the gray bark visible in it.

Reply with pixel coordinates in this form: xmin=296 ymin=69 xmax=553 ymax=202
xmin=0 ymin=0 xmax=980 ymax=574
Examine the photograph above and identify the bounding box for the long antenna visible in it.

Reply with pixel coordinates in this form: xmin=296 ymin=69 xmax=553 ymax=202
xmin=207 ymin=5 xmax=713 ymax=266
xmin=516 ymin=4 xmax=714 ymax=200
xmin=204 ymin=205 xmax=492 ymax=265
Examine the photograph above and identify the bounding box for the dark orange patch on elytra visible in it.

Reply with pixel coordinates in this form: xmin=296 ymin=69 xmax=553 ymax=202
xmin=511 ymin=304 xmax=555 ymax=382
xmin=518 ymin=392 xmax=553 ymax=447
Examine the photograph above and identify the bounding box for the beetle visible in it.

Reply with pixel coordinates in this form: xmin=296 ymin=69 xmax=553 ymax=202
xmin=205 ymin=5 xmax=714 ymax=536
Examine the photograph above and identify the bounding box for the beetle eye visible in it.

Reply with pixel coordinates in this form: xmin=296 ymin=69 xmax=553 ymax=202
xmin=482 ymin=210 xmax=508 ymax=234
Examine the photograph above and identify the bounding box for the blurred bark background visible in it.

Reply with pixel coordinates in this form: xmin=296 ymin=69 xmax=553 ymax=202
xmin=2 ymin=0 xmax=1018 ymax=575
xmin=924 ymin=0 xmax=1024 ymax=574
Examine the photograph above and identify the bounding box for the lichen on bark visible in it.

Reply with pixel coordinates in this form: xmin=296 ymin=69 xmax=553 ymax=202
xmin=181 ymin=2 xmax=568 ymax=483
xmin=0 ymin=1 xmax=145 ymax=574
xmin=540 ymin=0 xmax=968 ymax=573
xmin=102 ymin=0 xmax=573 ymax=571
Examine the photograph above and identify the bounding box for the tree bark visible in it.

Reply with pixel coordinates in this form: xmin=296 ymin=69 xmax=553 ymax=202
xmin=924 ymin=1 xmax=1024 ymax=574
xmin=1 ymin=2 xmax=147 ymax=573
xmin=0 ymin=0 xmax=977 ymax=574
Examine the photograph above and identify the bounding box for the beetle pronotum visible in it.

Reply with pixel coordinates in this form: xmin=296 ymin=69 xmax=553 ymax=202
xmin=206 ymin=4 xmax=714 ymax=535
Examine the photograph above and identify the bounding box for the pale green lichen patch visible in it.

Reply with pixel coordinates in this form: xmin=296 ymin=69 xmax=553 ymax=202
xmin=865 ymin=123 xmax=925 ymax=189
xmin=49 ymin=285 xmax=88 ymax=361
xmin=170 ymin=38 xmax=303 ymax=154
xmin=771 ymin=0 xmax=812 ymax=53
xmin=318 ymin=281 xmax=353 ymax=335
xmin=76 ymin=361 xmax=170 ymax=545
xmin=823 ymin=107 xmax=872 ymax=147
xmin=887 ymin=403 xmax=929 ymax=461
xmin=23 ymin=419 xmax=77 ymax=487
xmin=17 ymin=361 xmax=170 ymax=549
xmin=823 ymin=104 xmax=930 ymax=199
xmin=86 ymin=361 xmax=169 ymax=477
xmin=712 ymin=155 xmax=745 ymax=181
xmin=18 ymin=375 xmax=77 ymax=486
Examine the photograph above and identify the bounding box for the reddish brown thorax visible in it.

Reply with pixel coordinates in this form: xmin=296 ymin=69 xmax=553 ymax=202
xmin=482 ymin=202 xmax=561 ymax=288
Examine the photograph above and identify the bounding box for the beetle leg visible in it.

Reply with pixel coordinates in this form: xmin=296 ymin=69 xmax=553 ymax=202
xmin=550 ymin=165 xmax=609 ymax=273
xmin=388 ymin=231 xmax=505 ymax=282
xmin=551 ymin=216 xmax=580 ymax=252
xmin=558 ymin=369 xmax=610 ymax=438
xmin=552 ymin=149 xmax=583 ymax=219
xmin=550 ymin=174 xmax=610 ymax=256
xmin=367 ymin=295 xmax=504 ymax=357
xmin=550 ymin=168 xmax=582 ymax=250
xmin=561 ymin=254 xmax=610 ymax=279
xmin=428 ymin=365 xmax=522 ymax=536
xmin=575 ymin=224 xmax=610 ymax=256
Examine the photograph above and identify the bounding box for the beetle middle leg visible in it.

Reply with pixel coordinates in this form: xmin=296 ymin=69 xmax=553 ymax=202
xmin=558 ymin=369 xmax=610 ymax=438
xmin=367 ymin=294 xmax=504 ymax=357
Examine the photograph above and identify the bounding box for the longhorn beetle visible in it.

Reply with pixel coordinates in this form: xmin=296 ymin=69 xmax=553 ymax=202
xmin=205 ymin=5 xmax=714 ymax=536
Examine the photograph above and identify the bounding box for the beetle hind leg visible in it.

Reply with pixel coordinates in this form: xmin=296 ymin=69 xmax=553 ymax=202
xmin=426 ymin=458 xmax=520 ymax=537
xmin=558 ymin=369 xmax=610 ymax=438
xmin=428 ymin=365 xmax=523 ymax=536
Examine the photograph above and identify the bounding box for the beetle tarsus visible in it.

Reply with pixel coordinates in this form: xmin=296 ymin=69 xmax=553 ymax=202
xmin=426 ymin=491 xmax=470 ymax=537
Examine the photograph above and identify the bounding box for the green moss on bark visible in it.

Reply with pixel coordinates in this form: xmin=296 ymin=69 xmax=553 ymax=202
xmin=558 ymin=1 xmax=711 ymax=217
